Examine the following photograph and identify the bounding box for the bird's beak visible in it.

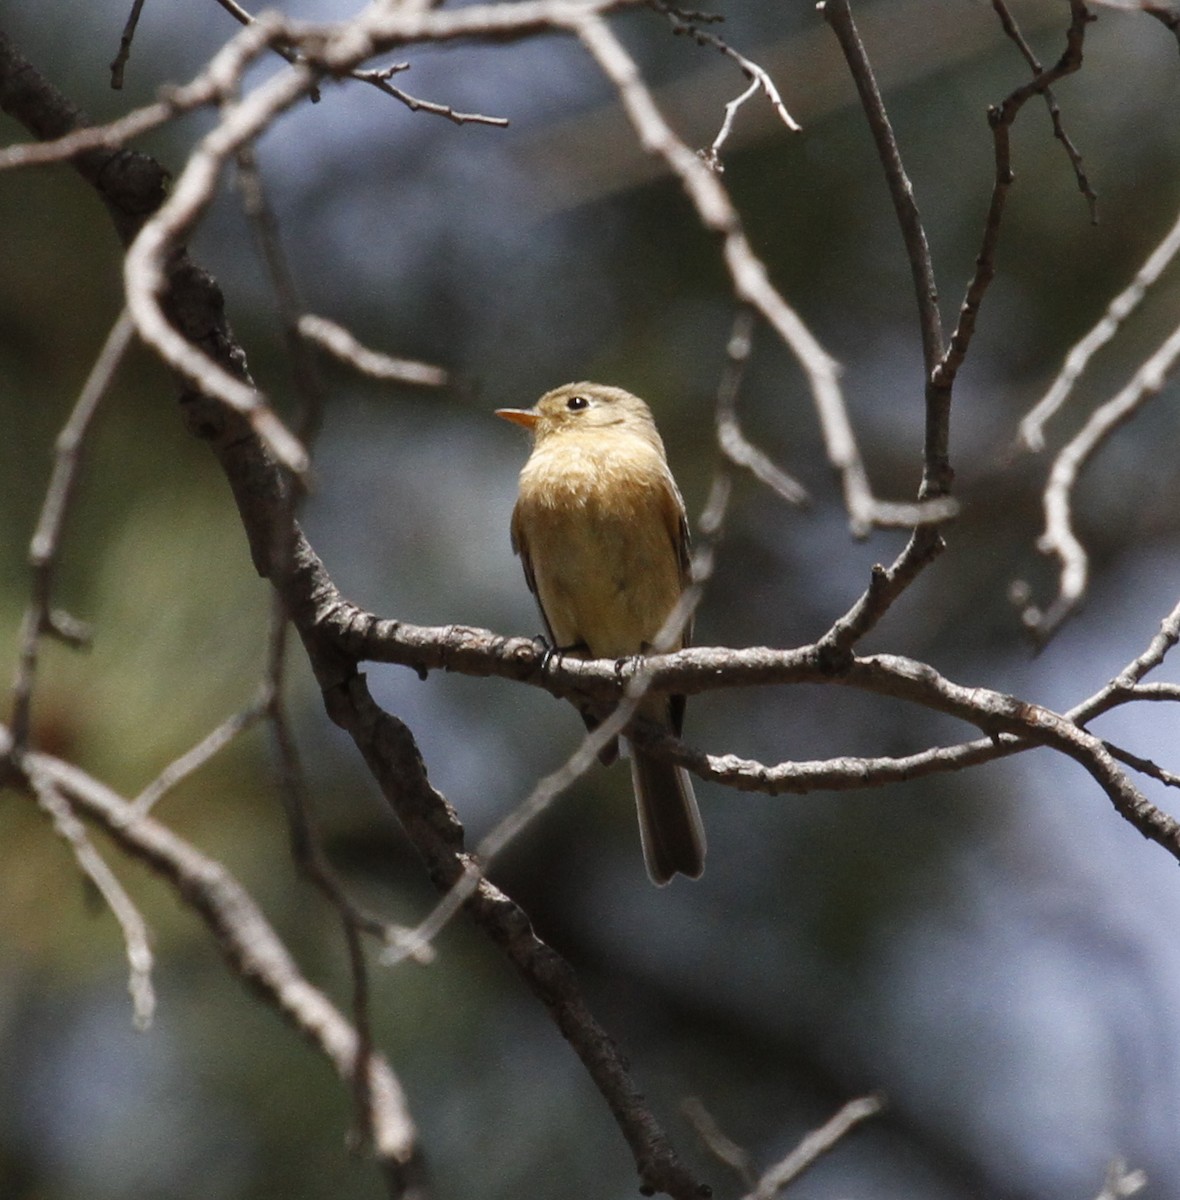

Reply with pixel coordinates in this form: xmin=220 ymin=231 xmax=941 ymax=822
xmin=495 ymin=407 xmax=538 ymax=429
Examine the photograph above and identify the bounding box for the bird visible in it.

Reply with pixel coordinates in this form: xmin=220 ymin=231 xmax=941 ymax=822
xmin=496 ymin=382 xmax=705 ymax=884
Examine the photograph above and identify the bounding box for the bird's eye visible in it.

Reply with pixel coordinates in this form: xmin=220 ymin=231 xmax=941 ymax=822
xmin=566 ymin=395 xmax=590 ymax=411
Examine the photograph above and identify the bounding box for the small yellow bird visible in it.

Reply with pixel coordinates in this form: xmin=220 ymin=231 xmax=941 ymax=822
xmin=496 ymin=382 xmax=705 ymax=884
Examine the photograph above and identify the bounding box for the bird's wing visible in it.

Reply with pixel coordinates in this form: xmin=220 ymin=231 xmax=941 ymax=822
xmin=658 ymin=471 xmax=692 ymax=738
xmin=510 ymin=502 xmax=557 ymax=646
xmin=658 ymin=471 xmax=693 ymax=637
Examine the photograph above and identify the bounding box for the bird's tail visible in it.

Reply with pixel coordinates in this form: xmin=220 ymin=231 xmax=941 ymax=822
xmin=629 ymin=746 xmax=705 ymax=885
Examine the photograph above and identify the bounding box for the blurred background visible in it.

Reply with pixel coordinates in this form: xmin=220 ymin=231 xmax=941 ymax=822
xmin=2 ymin=1 xmax=1180 ymax=1197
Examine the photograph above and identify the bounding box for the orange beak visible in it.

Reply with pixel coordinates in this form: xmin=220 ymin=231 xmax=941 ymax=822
xmin=495 ymin=407 xmax=538 ymax=429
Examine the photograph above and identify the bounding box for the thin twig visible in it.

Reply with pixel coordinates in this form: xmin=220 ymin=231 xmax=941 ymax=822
xmin=239 ymin=153 xmax=404 ymax=1144
xmin=991 ymin=0 xmax=1097 ymax=221
xmin=128 ymin=692 xmax=271 ymax=818
xmin=264 ymin=607 xmax=382 ymax=1147
xmin=1022 ymin=318 xmax=1180 ymax=641
xmin=700 ymin=76 xmax=758 ymax=171
xmin=298 ymin=315 xmax=447 ymax=387
xmin=1103 ymin=741 xmax=1180 ymax=789
xmin=935 ymin=0 xmax=1092 ymax=395
xmin=715 ymin=309 xmax=809 ymax=506
xmin=382 ymin=681 xmax=642 ymax=966
xmin=813 ymin=0 xmax=965 ymax=659
xmin=109 ymin=0 xmax=149 ymax=90
xmin=819 ymin=0 xmax=956 ymax=689
xmin=235 ymin=141 xmax=328 ymax=445
xmin=649 ymin=0 xmax=799 ymax=170
xmin=744 ymin=1095 xmax=883 ymax=1200
xmin=1017 ymin=203 xmax=1180 ymax=452
xmin=682 ymin=1096 xmax=757 ymax=1188
xmin=122 ymin=18 xmax=313 ymax=477
xmin=9 ymin=310 xmax=135 ymax=751
xmin=29 ymin=772 xmax=156 ymax=1029
xmin=214 ymin=0 xmax=511 ymax=122
xmin=211 ymin=0 xmax=323 ymax=102
xmin=353 ymin=65 xmax=510 ymax=126
xmin=821 ymin=0 xmax=943 ymax=380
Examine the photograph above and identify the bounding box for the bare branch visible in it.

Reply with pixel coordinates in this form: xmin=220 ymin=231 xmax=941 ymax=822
xmin=10 ymin=309 xmax=135 ymax=751
xmin=30 ymin=772 xmax=156 ymax=1029
xmin=574 ymin=12 xmax=950 ymax=536
xmin=991 ymin=0 xmax=1097 ymax=221
xmin=648 ymin=1 xmax=800 ymax=170
xmin=743 ymin=1095 xmax=883 ymax=1200
xmin=109 ymin=0 xmax=149 ymax=90
xmin=128 ymin=692 xmax=270 ymax=818
xmin=0 ymin=723 xmax=424 ymax=1187
xmin=122 ymin=18 xmax=314 ymax=478
xmin=682 ymin=1096 xmax=757 ymax=1188
xmin=299 ymin=315 xmax=448 ymax=387
xmin=821 ymin=0 xmax=943 ymax=381
xmin=316 ymin=590 xmax=1180 ymax=862
xmin=1022 ymin=318 xmax=1180 ymax=640
xmin=1017 ymin=203 xmax=1180 ymax=452
xmin=935 ymin=0 xmax=1092 ymax=395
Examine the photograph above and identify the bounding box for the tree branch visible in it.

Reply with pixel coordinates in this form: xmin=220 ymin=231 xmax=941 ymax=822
xmin=0 ymin=28 xmax=710 ymax=1198
xmin=0 ymin=723 xmax=425 ymax=1194
xmin=1022 ymin=317 xmax=1180 ymax=640
xmin=574 ymin=9 xmax=953 ymax=536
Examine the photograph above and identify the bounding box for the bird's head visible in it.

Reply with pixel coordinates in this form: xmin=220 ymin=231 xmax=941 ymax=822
xmin=496 ymin=382 xmax=659 ymax=444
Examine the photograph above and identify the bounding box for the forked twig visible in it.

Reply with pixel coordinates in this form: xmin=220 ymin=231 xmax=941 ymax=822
xmin=991 ymin=0 xmax=1097 ymax=221
xmin=648 ymin=0 xmax=800 ymax=169
xmin=936 ymin=0 xmax=1092 ymax=394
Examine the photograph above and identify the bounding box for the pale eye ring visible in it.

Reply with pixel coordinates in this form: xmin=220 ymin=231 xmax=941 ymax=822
xmin=566 ymin=395 xmax=590 ymax=411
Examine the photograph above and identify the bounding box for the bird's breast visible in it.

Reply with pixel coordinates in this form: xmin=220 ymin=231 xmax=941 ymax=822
xmin=514 ymin=435 xmax=684 ymax=657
